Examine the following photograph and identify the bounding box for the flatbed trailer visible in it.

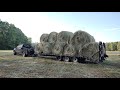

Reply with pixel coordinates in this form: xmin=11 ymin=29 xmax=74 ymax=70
xmin=35 ymin=41 xmax=108 ymax=64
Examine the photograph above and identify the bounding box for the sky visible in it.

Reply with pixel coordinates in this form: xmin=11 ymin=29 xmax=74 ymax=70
xmin=0 ymin=12 xmax=120 ymax=43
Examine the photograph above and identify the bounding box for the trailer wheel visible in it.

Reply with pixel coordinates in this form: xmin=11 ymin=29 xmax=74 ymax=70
xmin=72 ymin=57 xmax=78 ymax=62
xmin=63 ymin=56 xmax=69 ymax=62
xmin=56 ymin=56 xmax=61 ymax=61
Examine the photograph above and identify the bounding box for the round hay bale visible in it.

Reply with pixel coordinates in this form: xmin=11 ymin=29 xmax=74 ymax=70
xmin=34 ymin=43 xmax=40 ymax=54
xmin=48 ymin=32 xmax=58 ymax=44
xmin=42 ymin=42 xmax=54 ymax=55
xmin=79 ymin=42 xmax=99 ymax=62
xmin=52 ymin=42 xmax=66 ymax=56
xmin=90 ymin=52 xmax=99 ymax=63
xmin=91 ymin=36 xmax=96 ymax=42
xmin=57 ymin=31 xmax=73 ymax=44
xmin=63 ymin=44 xmax=76 ymax=57
xmin=71 ymin=30 xmax=95 ymax=46
xmin=37 ymin=43 xmax=44 ymax=54
xmin=40 ymin=34 xmax=49 ymax=43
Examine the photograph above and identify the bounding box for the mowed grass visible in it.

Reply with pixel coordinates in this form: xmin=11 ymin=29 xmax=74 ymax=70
xmin=0 ymin=50 xmax=120 ymax=78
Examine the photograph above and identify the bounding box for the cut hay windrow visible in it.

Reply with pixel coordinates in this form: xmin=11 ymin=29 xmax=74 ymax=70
xmin=57 ymin=31 xmax=73 ymax=44
xmin=79 ymin=42 xmax=99 ymax=63
xmin=48 ymin=32 xmax=58 ymax=44
xmin=40 ymin=34 xmax=49 ymax=43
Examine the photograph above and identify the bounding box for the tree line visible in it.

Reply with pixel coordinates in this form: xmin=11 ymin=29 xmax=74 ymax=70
xmin=0 ymin=20 xmax=31 ymax=50
xmin=106 ymin=42 xmax=120 ymax=51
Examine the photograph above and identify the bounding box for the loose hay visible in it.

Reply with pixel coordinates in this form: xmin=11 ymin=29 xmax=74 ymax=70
xmin=40 ymin=34 xmax=49 ymax=43
xmin=79 ymin=42 xmax=99 ymax=62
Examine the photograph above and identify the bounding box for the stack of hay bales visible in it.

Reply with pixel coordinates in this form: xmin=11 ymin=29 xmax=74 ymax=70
xmin=39 ymin=32 xmax=58 ymax=55
xmin=40 ymin=34 xmax=49 ymax=43
xmin=71 ymin=30 xmax=95 ymax=57
xmin=48 ymin=32 xmax=58 ymax=44
xmin=79 ymin=42 xmax=99 ymax=63
xmin=52 ymin=31 xmax=73 ymax=56
xmin=38 ymin=30 xmax=103 ymax=63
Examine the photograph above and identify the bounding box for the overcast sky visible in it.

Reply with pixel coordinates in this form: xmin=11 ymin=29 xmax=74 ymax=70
xmin=0 ymin=12 xmax=120 ymax=43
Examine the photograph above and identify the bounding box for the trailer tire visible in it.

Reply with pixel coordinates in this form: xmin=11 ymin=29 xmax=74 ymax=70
xmin=63 ymin=56 xmax=69 ymax=62
xmin=72 ymin=57 xmax=78 ymax=62
xmin=56 ymin=56 xmax=61 ymax=61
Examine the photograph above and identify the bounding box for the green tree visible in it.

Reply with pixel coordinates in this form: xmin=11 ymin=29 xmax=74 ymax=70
xmin=117 ymin=42 xmax=120 ymax=51
xmin=0 ymin=20 xmax=30 ymax=50
xmin=106 ymin=43 xmax=111 ymax=51
xmin=27 ymin=37 xmax=32 ymax=44
xmin=111 ymin=42 xmax=117 ymax=51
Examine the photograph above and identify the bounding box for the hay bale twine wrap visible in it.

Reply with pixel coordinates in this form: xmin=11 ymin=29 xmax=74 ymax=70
xmin=48 ymin=32 xmax=58 ymax=44
xmin=63 ymin=44 xmax=76 ymax=57
xmin=57 ymin=31 xmax=73 ymax=44
xmin=79 ymin=42 xmax=99 ymax=63
xmin=40 ymin=34 xmax=49 ymax=43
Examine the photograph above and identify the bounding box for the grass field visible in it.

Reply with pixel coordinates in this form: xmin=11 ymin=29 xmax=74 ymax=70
xmin=0 ymin=50 xmax=120 ymax=78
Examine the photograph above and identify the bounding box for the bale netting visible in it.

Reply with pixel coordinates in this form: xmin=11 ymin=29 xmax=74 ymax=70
xmin=40 ymin=34 xmax=49 ymax=43
xmin=48 ymin=32 xmax=58 ymax=44
xmin=63 ymin=44 xmax=76 ymax=57
xmin=52 ymin=42 xmax=66 ymax=56
xmin=79 ymin=42 xmax=99 ymax=63
xmin=57 ymin=31 xmax=73 ymax=44
xmin=71 ymin=30 xmax=95 ymax=46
